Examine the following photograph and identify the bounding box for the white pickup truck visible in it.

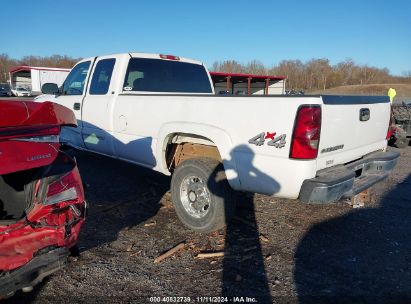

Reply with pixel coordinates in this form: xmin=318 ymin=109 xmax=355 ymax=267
xmin=36 ymin=52 xmax=399 ymax=232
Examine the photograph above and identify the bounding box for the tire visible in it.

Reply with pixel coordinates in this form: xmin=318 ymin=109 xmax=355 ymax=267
xmin=388 ymin=136 xmax=396 ymax=147
xmin=393 ymin=106 xmax=411 ymax=122
xmin=395 ymin=137 xmax=409 ymax=149
xmin=171 ymin=158 xmax=236 ymax=233
xmin=395 ymin=128 xmax=409 ymax=148
xmin=395 ymin=139 xmax=408 ymax=149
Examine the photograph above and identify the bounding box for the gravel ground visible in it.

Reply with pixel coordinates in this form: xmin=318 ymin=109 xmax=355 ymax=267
xmin=5 ymin=146 xmax=411 ymax=304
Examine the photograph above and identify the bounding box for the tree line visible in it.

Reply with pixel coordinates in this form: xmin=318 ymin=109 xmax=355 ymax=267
xmin=1 ymin=53 xmax=410 ymax=91
xmin=211 ymin=59 xmax=411 ymax=91
xmin=0 ymin=54 xmax=80 ymax=83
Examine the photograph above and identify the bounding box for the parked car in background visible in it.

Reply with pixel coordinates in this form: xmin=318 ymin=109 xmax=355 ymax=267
xmin=11 ymin=87 xmax=31 ymax=97
xmin=36 ymin=52 xmax=398 ymax=233
xmin=0 ymin=84 xmax=12 ymax=97
xmin=0 ymin=100 xmax=87 ymax=298
xmin=0 ymin=88 xmax=12 ymax=97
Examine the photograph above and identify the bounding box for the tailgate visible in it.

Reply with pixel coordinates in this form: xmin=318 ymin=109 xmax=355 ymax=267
xmin=317 ymin=96 xmax=390 ymax=170
xmin=0 ymin=100 xmax=76 ymax=175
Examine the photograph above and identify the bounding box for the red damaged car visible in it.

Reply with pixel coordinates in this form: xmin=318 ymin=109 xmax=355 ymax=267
xmin=0 ymin=100 xmax=86 ymax=298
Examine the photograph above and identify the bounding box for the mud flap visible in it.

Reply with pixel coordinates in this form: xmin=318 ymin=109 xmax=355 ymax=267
xmin=0 ymin=247 xmax=68 ymax=298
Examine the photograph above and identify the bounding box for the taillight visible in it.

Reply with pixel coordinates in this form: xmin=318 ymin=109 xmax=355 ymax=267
xmin=290 ymin=105 xmax=322 ymax=159
xmin=386 ymin=105 xmax=393 ymax=140
xmin=159 ymin=54 xmax=180 ymax=60
xmin=0 ymin=125 xmax=60 ymax=142
xmin=45 ymin=167 xmax=83 ymax=206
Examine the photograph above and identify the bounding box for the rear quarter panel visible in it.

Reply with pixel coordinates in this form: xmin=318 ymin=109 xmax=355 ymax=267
xmin=113 ymin=95 xmax=321 ymax=198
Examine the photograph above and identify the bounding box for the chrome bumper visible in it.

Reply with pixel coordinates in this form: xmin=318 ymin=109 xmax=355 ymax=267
xmin=299 ymin=150 xmax=400 ymax=203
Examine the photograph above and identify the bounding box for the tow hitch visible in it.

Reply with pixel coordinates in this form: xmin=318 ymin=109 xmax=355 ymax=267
xmin=347 ymin=189 xmax=372 ymax=208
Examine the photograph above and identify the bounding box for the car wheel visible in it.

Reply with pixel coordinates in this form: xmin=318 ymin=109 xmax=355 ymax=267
xmin=171 ymin=157 xmax=236 ymax=233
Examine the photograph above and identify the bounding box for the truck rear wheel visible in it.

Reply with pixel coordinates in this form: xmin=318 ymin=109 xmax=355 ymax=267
xmin=171 ymin=158 xmax=235 ymax=233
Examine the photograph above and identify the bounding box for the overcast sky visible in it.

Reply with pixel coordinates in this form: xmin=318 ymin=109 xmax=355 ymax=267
xmin=2 ymin=0 xmax=410 ymax=75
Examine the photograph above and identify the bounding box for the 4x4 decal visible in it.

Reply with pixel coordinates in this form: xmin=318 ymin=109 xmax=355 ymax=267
xmin=248 ymin=132 xmax=286 ymax=148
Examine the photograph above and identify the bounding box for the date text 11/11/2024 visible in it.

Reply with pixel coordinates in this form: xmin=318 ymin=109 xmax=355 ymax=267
xmin=148 ymin=296 xmax=258 ymax=303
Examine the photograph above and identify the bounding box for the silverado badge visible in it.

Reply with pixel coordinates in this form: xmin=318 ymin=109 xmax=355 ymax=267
xmin=321 ymin=144 xmax=344 ymax=153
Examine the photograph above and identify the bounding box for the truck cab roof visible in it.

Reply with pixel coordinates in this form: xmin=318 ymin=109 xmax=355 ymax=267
xmin=129 ymin=52 xmax=204 ymax=66
xmin=79 ymin=53 xmax=204 ymax=66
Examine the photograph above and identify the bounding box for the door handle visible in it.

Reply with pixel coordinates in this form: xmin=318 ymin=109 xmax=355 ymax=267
xmin=73 ymin=103 xmax=81 ymax=110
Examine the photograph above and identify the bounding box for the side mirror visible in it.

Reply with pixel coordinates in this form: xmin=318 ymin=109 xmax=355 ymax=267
xmin=41 ymin=83 xmax=59 ymax=95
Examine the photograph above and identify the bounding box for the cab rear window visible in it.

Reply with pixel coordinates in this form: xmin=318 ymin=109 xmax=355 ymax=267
xmin=123 ymin=58 xmax=212 ymax=93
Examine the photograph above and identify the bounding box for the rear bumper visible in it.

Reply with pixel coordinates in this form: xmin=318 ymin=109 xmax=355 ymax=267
xmin=299 ymin=150 xmax=400 ymax=203
xmin=0 ymin=248 xmax=68 ymax=298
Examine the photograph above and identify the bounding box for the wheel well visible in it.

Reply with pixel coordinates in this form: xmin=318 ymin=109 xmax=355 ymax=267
xmin=165 ymin=133 xmax=222 ymax=171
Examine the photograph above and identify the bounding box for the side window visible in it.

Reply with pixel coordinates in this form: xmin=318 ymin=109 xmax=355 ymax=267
xmin=89 ymin=58 xmax=116 ymax=95
xmin=62 ymin=61 xmax=90 ymax=95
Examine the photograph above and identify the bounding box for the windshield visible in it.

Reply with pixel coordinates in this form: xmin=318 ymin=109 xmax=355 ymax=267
xmin=62 ymin=61 xmax=91 ymax=95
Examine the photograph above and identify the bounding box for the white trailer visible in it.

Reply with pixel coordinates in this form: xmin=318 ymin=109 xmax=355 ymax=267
xmin=9 ymin=66 xmax=70 ymax=96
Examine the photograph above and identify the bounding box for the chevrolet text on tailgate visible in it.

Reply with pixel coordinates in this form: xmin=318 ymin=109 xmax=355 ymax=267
xmin=36 ymin=52 xmax=400 ymax=232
